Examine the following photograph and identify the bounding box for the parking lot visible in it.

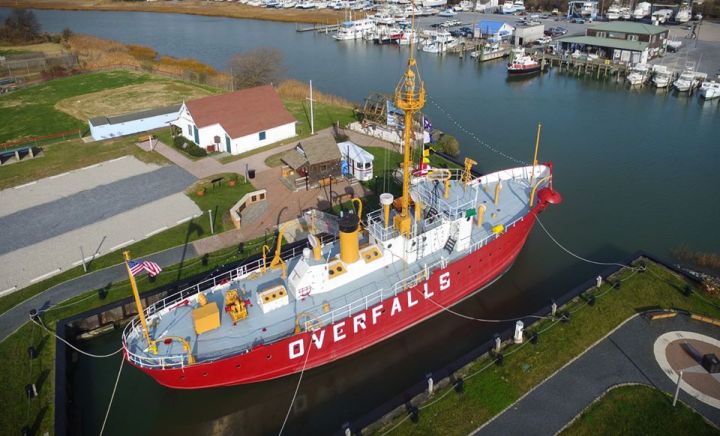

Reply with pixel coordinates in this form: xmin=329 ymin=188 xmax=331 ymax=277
xmin=0 ymin=157 xmax=200 ymax=293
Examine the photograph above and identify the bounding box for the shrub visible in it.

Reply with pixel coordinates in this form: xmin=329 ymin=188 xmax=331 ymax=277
xmin=437 ymin=134 xmax=460 ymax=156
xmin=173 ymin=135 xmax=207 ymax=157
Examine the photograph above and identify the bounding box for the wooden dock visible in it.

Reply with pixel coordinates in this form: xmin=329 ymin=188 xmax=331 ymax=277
xmin=296 ymin=23 xmax=340 ymax=33
xmin=533 ymin=52 xmax=631 ymax=79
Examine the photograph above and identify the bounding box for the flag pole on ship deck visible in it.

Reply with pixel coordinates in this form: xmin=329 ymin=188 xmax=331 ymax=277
xmin=123 ymin=251 xmax=157 ymax=354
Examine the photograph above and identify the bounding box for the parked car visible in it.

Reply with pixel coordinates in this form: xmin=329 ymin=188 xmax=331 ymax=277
xmin=570 ymin=17 xmax=585 ymax=23
xmin=535 ymin=35 xmax=552 ymax=44
xmin=545 ymin=26 xmax=567 ymax=36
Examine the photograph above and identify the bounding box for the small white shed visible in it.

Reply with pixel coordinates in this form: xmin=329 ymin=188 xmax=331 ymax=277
xmin=337 ymin=141 xmax=374 ymax=182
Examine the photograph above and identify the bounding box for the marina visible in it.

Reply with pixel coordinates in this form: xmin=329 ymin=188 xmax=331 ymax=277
xmin=2 ymin=5 xmax=720 ymax=436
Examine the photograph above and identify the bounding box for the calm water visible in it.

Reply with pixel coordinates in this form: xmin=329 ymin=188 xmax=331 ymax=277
xmin=5 ymin=8 xmax=720 ymax=435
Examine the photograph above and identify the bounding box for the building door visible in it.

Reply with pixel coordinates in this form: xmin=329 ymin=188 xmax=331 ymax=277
xmin=225 ymin=135 xmax=232 ymax=153
xmin=193 ymin=126 xmax=199 ymax=144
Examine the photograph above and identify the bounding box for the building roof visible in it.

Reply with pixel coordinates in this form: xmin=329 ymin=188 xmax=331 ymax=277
xmin=184 ymin=85 xmax=296 ymax=139
xmin=587 ymin=22 xmax=668 ymax=35
xmin=338 ymin=141 xmax=374 ymax=164
xmin=89 ymin=104 xmax=182 ymax=127
xmin=558 ymin=35 xmax=649 ymax=52
xmin=475 ymin=20 xmax=514 ymax=34
xmin=282 ymin=135 xmax=341 ymax=169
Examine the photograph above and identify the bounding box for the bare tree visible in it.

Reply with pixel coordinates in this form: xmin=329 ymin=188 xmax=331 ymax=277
xmin=228 ymin=47 xmax=286 ymax=90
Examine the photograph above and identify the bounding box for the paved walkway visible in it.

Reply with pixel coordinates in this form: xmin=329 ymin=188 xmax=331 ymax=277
xmin=474 ymin=315 xmax=720 ymax=435
xmin=0 ymin=243 xmax=198 ymax=342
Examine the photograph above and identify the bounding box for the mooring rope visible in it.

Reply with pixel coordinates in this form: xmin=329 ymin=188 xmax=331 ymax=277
xmin=30 ymin=315 xmax=123 ymax=359
xmin=278 ymin=343 xmax=312 ymax=436
xmin=99 ymin=357 xmax=124 ymax=436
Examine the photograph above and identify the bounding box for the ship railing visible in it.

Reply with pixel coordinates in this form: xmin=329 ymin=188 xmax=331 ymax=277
xmin=366 ymin=209 xmax=399 ymax=242
xmin=138 ymin=239 xmax=334 ymax=320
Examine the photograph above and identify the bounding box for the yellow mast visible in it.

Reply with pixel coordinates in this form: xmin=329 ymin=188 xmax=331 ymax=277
xmin=530 ymin=123 xmax=542 ymax=185
xmin=393 ymin=12 xmax=425 ymax=237
xmin=123 ymin=251 xmax=157 ymax=354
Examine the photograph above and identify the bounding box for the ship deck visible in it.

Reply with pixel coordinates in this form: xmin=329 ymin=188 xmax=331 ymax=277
xmin=125 ymin=169 xmax=545 ymax=365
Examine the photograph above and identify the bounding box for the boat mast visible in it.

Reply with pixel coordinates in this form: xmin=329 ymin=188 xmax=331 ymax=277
xmin=530 ymin=123 xmax=542 ymax=185
xmin=394 ymin=3 xmax=425 ymax=236
xmin=123 ymin=251 xmax=157 ymax=354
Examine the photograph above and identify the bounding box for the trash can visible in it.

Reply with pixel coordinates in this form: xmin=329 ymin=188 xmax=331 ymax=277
xmin=248 ymin=169 xmax=256 ymax=179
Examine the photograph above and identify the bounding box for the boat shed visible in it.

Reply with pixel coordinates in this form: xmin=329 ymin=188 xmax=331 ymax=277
xmin=88 ymin=104 xmax=181 ymax=141
xmin=474 ymin=20 xmax=515 ymax=41
xmin=558 ymin=22 xmax=669 ymax=64
xmin=514 ymin=24 xmax=545 ymax=46
xmin=281 ymin=135 xmax=343 ymax=189
xmin=337 ymin=141 xmax=374 ymax=181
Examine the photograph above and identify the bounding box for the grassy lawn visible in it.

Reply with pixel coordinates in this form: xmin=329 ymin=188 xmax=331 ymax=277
xmin=0 ymin=71 xmax=152 ymax=143
xmin=221 ymin=97 xmax=357 ymax=165
xmin=0 ymin=173 xmax=255 ymax=316
xmin=0 ymin=235 xmax=268 ymax=436
xmin=561 ymin=385 xmax=718 ymax=436
xmin=380 ymin=260 xmax=720 ymax=435
xmin=0 ymin=70 xmax=218 ymax=144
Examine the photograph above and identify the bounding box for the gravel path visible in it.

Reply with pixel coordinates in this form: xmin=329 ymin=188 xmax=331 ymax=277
xmin=474 ymin=314 xmax=720 ymax=435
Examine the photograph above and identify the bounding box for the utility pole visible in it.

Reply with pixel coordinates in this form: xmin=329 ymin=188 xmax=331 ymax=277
xmin=307 ymin=79 xmax=315 ymax=135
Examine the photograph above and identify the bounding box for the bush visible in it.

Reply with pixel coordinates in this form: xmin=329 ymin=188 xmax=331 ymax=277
xmin=173 ymin=135 xmax=208 ymax=157
xmin=437 ymin=134 xmax=460 ymax=156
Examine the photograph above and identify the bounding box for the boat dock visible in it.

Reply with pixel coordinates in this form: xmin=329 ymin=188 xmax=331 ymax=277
xmin=532 ymin=52 xmax=632 ymax=79
xmin=296 ymin=23 xmax=340 ymax=33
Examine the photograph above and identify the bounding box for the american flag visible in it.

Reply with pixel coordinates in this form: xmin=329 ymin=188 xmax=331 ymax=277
xmin=127 ymin=259 xmax=163 ymax=277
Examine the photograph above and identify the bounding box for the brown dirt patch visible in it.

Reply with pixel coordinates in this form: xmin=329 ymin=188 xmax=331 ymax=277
xmin=54 ymin=81 xmax=218 ymax=120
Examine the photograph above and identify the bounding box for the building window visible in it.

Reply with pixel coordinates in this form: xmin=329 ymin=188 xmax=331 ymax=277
xmin=259 ymin=131 xmax=266 ymax=141
xmin=596 ymin=31 xmax=607 ymax=38
xmin=187 ymin=124 xmax=192 ymax=135
xmin=627 ymin=34 xmax=638 ymax=41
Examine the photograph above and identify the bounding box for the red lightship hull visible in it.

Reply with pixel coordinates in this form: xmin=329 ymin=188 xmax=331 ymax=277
xmin=130 ymin=202 xmax=547 ymax=389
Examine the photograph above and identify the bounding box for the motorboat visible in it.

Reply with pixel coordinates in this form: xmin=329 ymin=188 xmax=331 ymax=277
xmin=632 ymin=1 xmax=650 ymax=19
xmin=673 ymin=68 xmax=699 ymax=92
xmin=334 ymin=19 xmax=377 ymax=40
xmin=513 ymin=0 xmax=526 ymax=12
xmin=675 ymin=3 xmax=691 ymax=23
xmin=507 ymin=50 xmax=541 ymax=75
xmin=606 ymin=3 xmax=620 ymax=20
xmin=652 ymin=9 xmax=673 ymax=24
xmin=471 ymin=43 xmax=510 ymax=62
xmin=652 ymin=65 xmax=672 ymax=88
xmin=397 ymin=29 xmax=419 ymax=45
xmin=620 ymin=7 xmax=632 ymax=20
xmin=501 ymin=1 xmax=517 ymax=14
xmin=580 ymin=1 xmax=594 ymax=17
xmin=421 ymin=30 xmax=458 ymax=53
xmin=626 ymin=63 xmax=649 ymax=86
xmin=438 ymin=8 xmax=457 ymax=16
xmin=699 ymin=81 xmax=720 ymax=100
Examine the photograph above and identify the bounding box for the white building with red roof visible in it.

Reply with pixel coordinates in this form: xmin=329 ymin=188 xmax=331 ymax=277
xmin=172 ymin=85 xmax=297 ymax=155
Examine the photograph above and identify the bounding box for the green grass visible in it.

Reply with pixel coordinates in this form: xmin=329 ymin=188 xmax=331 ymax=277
xmin=0 ymin=70 xmax=156 ymax=143
xmin=0 ymin=49 xmax=32 ymax=56
xmin=0 ymin=235 xmax=269 ymax=436
xmin=0 ymin=135 xmax=168 ymax=190
xmin=561 ymin=385 xmax=718 ymax=436
xmin=222 ymin=98 xmax=357 ymax=165
xmin=0 ymin=174 xmax=255 ymax=316
xmin=381 ymin=261 xmax=720 ymax=435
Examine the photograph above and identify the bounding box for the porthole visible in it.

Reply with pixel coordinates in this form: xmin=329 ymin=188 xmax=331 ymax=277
xmin=266 ymin=355 xmax=272 ymax=360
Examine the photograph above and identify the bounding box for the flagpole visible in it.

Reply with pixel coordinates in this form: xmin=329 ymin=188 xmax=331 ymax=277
xmin=123 ymin=251 xmax=157 ymax=354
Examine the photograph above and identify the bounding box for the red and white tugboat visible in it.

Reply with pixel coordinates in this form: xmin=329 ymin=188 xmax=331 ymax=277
xmin=507 ymin=49 xmax=542 ymax=75
xmin=122 ymin=43 xmax=561 ymax=389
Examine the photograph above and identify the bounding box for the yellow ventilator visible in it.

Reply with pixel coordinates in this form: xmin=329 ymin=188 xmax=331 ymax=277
xmin=415 ymin=198 xmax=423 ymax=223
xmin=494 ymin=181 xmax=503 ymax=206
xmin=380 ymin=193 xmax=394 ymax=229
xmin=492 ymin=224 xmax=504 ymax=234
xmin=477 ymin=204 xmax=486 ymax=227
